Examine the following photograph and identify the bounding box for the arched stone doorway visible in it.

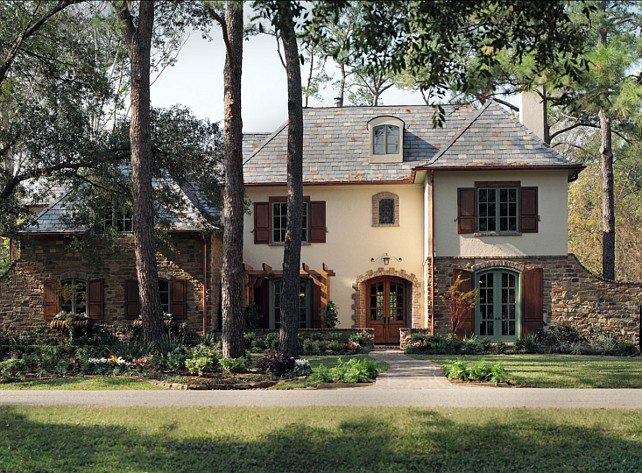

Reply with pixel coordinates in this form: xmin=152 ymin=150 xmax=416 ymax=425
xmin=352 ymin=268 xmax=421 ymax=344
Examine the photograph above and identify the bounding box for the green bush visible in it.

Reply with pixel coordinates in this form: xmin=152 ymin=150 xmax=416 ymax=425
xmin=618 ymin=341 xmax=638 ymax=356
xmin=220 ymin=357 xmax=247 ymax=374
xmin=243 ymin=332 xmax=256 ymax=350
xmin=185 ymin=355 xmax=215 ymax=376
xmin=443 ymin=358 xmax=508 ymax=385
xmin=328 ymin=341 xmax=344 ymax=352
xmin=349 ymin=332 xmax=367 ymax=346
xmin=410 ymin=333 xmax=425 ymax=343
xmin=244 ymin=303 xmax=262 ymax=330
xmin=265 ymin=332 xmax=280 ymax=351
xmin=494 ymin=341 xmax=507 ymax=354
xmin=0 ymin=358 xmax=27 ymax=377
xmin=322 ymin=301 xmax=339 ymax=328
xmin=329 ymin=358 xmax=379 ymax=383
xmin=516 ymin=333 xmax=540 ymax=353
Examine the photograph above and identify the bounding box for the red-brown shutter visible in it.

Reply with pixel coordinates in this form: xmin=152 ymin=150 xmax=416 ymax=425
xmin=522 ymin=267 xmax=543 ymax=336
xmin=520 ymin=187 xmax=538 ymax=233
xmin=457 ymin=188 xmax=476 ymax=234
xmin=170 ymin=279 xmax=187 ymax=319
xmin=452 ymin=269 xmax=475 ymax=338
xmin=309 ymin=201 xmax=326 ymax=243
xmin=43 ymin=280 xmax=59 ymax=320
xmin=125 ymin=280 xmax=141 ymax=320
xmin=254 ymin=202 xmax=270 ymax=244
xmin=87 ymin=279 xmax=104 ymax=320
xmin=310 ymin=281 xmax=322 ymax=328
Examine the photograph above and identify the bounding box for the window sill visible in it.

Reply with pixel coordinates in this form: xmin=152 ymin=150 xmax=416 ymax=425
xmin=473 ymin=232 xmax=522 ymax=237
xmin=268 ymin=242 xmax=312 ymax=246
xmin=372 ymin=223 xmax=400 ymax=228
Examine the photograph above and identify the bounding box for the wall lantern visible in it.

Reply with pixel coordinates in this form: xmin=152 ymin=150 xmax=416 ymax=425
xmin=370 ymin=253 xmax=402 ymax=266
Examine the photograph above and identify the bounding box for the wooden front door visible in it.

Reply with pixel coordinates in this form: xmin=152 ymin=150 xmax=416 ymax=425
xmin=366 ymin=277 xmax=408 ymax=344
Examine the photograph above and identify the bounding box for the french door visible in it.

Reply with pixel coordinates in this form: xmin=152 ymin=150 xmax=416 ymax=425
xmin=366 ymin=276 xmax=407 ymax=344
xmin=476 ymin=270 xmax=520 ymax=341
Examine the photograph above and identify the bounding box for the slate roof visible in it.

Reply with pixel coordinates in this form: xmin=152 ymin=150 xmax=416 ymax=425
xmin=243 ymin=102 xmax=581 ymax=184
xmin=23 ymin=180 xmax=220 ymax=234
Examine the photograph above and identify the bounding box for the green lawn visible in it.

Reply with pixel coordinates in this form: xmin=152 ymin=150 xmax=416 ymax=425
xmin=409 ymin=354 xmax=642 ymax=388
xmin=1 ymin=406 xmax=641 ymax=472
xmin=0 ymin=376 xmax=167 ymax=390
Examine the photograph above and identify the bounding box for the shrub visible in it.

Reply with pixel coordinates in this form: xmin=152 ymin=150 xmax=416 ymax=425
xmin=219 ymin=357 xmax=247 ymax=374
xmin=329 ymin=358 xmax=379 ymax=383
xmin=468 ymin=360 xmax=489 ymax=381
xmin=244 ymin=303 xmax=262 ymax=330
xmin=410 ymin=333 xmax=425 ymax=343
xmin=185 ymin=355 xmax=215 ymax=376
xmin=255 ymin=352 xmax=295 ymax=377
xmin=618 ymin=341 xmax=638 ymax=356
xmin=328 ymin=341 xmax=343 ymax=352
xmin=323 ymin=301 xmax=338 ymax=328
xmin=302 ymin=339 xmax=318 ymax=354
xmin=292 ymin=359 xmax=312 ymax=377
xmin=443 ymin=358 xmax=507 ymax=384
xmin=516 ymin=333 xmax=540 ymax=353
xmin=0 ymin=358 xmax=27 ymax=377
xmin=349 ymin=332 xmax=367 ymax=346
xmin=494 ymin=341 xmax=507 ymax=354
xmin=487 ymin=362 xmax=507 ymax=384
xmin=265 ymin=332 xmax=280 ymax=351
xmin=443 ymin=358 xmax=468 ymax=380
xmin=243 ymin=332 xmax=256 ymax=350
xmin=404 ymin=345 xmax=421 ymax=355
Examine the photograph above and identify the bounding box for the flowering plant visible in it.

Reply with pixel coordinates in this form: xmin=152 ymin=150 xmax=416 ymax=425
xmin=346 ymin=340 xmax=361 ymax=351
xmin=292 ymin=358 xmax=312 ymax=377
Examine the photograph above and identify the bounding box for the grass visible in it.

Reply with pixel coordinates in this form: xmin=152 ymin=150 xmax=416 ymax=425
xmin=0 ymin=376 xmax=167 ymax=390
xmin=409 ymin=354 xmax=642 ymax=388
xmin=0 ymin=406 xmax=641 ymax=472
xmin=273 ymin=354 xmax=388 ymax=389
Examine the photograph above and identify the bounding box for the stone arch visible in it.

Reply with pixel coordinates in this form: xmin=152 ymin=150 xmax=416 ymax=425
xmin=351 ymin=267 xmax=422 ymax=329
xmin=59 ymin=271 xmax=89 ymax=282
xmin=469 ymin=259 xmax=527 ymax=273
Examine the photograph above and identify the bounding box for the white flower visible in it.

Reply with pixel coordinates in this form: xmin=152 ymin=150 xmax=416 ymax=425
xmin=295 ymin=359 xmax=309 ymax=367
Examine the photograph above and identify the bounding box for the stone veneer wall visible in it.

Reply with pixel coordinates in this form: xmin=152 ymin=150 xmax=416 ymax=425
xmin=425 ymin=254 xmax=641 ymax=344
xmin=351 ymin=267 xmax=422 ymax=329
xmin=0 ymin=233 xmax=222 ymax=335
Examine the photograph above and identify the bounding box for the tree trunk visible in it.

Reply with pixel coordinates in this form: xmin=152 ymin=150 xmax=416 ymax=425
xmin=279 ymin=10 xmax=303 ymax=359
xmin=116 ymin=0 xmax=163 ymax=343
xmin=220 ymin=1 xmax=245 ymax=359
xmin=597 ymin=6 xmax=615 ymax=280
xmin=599 ymin=108 xmax=615 ymax=279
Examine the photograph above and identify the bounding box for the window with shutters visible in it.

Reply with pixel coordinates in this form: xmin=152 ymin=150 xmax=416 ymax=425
xmin=60 ymin=279 xmax=87 ymax=314
xmin=159 ymin=278 xmax=170 ymax=314
xmin=125 ymin=278 xmax=187 ymax=319
xmin=457 ymin=182 xmax=538 ymax=235
xmin=254 ymin=197 xmax=326 ymax=244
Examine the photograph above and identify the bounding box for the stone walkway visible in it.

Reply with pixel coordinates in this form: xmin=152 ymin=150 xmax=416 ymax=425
xmin=369 ymin=349 xmax=454 ymax=389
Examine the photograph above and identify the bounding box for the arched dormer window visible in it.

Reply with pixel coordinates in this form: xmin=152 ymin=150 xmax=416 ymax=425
xmin=367 ymin=116 xmax=404 ymax=163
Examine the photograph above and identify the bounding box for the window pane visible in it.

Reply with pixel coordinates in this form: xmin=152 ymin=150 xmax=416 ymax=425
xmin=386 ymin=125 xmax=399 ymax=153
xmin=378 ymin=198 xmax=395 ymax=224
xmin=159 ymin=279 xmax=170 ymax=313
xmin=373 ymin=126 xmax=385 ymax=154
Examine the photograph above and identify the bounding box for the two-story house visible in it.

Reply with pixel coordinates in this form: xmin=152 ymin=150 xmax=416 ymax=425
xmin=241 ymin=101 xmax=641 ymax=345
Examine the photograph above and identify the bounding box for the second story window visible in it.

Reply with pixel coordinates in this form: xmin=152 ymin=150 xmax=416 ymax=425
xmin=373 ymin=124 xmax=399 ymax=154
xmin=272 ymin=201 xmax=308 ymax=244
xmin=102 ymin=199 xmax=133 ymax=232
xmin=478 ymin=187 xmax=518 ymax=232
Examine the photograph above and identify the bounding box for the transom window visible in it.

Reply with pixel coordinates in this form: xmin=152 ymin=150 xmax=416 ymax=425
xmin=60 ymin=279 xmax=87 ymax=314
xmin=373 ymin=124 xmax=399 ymax=154
xmin=478 ymin=187 xmax=518 ymax=233
xmin=272 ymin=201 xmax=308 ymax=244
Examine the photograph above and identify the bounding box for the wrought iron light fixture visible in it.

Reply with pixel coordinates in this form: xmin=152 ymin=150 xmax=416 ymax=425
xmin=370 ymin=253 xmax=402 ymax=266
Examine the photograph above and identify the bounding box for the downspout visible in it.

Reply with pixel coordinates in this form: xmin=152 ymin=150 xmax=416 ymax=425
xmin=202 ymin=233 xmax=208 ymax=335
xmin=430 ymin=170 xmax=435 ymax=335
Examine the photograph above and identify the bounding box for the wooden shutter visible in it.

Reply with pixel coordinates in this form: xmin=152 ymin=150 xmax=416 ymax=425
xmin=254 ymin=202 xmax=270 ymax=244
xmin=43 ymin=280 xmax=59 ymax=320
xmin=522 ymin=267 xmax=543 ymax=336
xmin=254 ymin=279 xmax=270 ymax=329
xmin=452 ymin=269 xmax=475 ymax=338
xmin=170 ymin=279 xmax=187 ymax=319
xmin=520 ymin=187 xmax=538 ymax=233
xmin=310 ymin=281 xmax=322 ymax=328
xmin=87 ymin=279 xmax=104 ymax=320
xmin=309 ymin=201 xmax=326 ymax=243
xmin=125 ymin=279 xmax=141 ymax=319
xmin=457 ymin=188 xmax=476 ymax=234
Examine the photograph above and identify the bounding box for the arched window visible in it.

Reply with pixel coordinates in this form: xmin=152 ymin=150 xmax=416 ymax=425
xmin=367 ymin=116 xmax=404 ymax=163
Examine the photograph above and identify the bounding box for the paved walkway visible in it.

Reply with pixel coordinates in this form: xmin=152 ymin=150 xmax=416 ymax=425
xmin=1 ymin=350 xmax=641 ymax=408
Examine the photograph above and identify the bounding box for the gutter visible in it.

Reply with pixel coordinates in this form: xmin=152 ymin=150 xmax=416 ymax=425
xmin=430 ymin=170 xmax=435 ymax=335
xmin=202 ymin=233 xmax=208 ymax=335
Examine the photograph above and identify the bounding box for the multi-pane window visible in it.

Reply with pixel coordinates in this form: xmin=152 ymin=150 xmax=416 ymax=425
xmin=373 ymin=124 xmax=399 ymax=154
xmin=378 ymin=198 xmax=395 ymax=224
xmin=271 ymin=201 xmax=308 ymax=244
xmin=60 ymin=279 xmax=87 ymax=314
xmin=159 ymin=279 xmax=170 ymax=313
xmin=102 ymin=200 xmax=133 ymax=232
xmin=476 ymin=270 xmax=519 ymax=340
xmin=270 ymin=278 xmax=310 ymax=329
xmin=477 ymin=187 xmax=518 ymax=232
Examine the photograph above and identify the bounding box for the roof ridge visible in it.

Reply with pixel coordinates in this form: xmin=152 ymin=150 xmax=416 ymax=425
xmin=243 ymin=121 xmax=289 ymax=166
xmin=426 ymin=102 xmax=489 ymax=166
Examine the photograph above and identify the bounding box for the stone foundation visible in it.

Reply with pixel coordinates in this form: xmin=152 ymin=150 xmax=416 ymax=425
xmin=425 ymin=254 xmax=641 ymax=344
xmin=0 ymin=233 xmax=222 ymax=335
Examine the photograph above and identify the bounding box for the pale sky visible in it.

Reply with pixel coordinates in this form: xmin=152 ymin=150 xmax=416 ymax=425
xmin=150 ymin=27 xmax=426 ymax=133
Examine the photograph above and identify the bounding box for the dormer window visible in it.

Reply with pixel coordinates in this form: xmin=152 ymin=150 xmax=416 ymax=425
xmin=367 ymin=116 xmax=404 ymax=163
xmin=373 ymin=125 xmax=399 ymax=154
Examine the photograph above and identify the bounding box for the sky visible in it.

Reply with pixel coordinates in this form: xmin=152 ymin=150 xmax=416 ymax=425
xmin=150 ymin=27 xmax=426 ymax=133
